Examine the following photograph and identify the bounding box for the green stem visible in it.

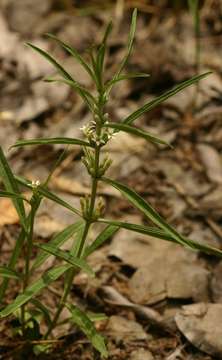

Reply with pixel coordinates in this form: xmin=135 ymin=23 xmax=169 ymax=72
xmin=21 ymin=204 xmax=36 ymax=335
xmin=44 ymin=79 xmax=105 ymax=338
xmin=44 ymin=146 xmax=101 ymax=339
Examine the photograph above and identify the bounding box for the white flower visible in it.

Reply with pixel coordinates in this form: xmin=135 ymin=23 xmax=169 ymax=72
xmin=31 ymin=180 xmax=41 ymax=188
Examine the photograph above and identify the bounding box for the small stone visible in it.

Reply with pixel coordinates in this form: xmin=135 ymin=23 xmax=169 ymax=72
xmin=175 ymin=303 xmax=222 ymax=357
xmin=130 ymin=349 xmax=154 ymax=360
xmin=106 ymin=315 xmax=147 ymax=342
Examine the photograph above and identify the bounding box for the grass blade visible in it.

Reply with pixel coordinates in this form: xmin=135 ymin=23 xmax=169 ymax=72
xmin=103 ymin=122 xmax=171 ymax=147
xmin=0 ymin=147 xmax=27 ymax=231
xmin=12 ymin=138 xmax=92 ymax=149
xmin=0 ymin=264 xmax=71 ymax=318
xmin=123 ymin=72 xmax=211 ymax=125
xmin=66 ymin=304 xmax=108 ymax=358
xmin=0 ymin=267 xmax=20 ymax=280
xmin=36 ymin=243 xmax=94 ymax=277
xmin=32 ymin=221 xmax=84 ymax=270
xmin=84 ymin=225 xmax=119 ymax=258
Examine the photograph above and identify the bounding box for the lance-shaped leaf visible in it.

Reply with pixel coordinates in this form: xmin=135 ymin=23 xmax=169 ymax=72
xmin=26 ymin=43 xmax=94 ymax=110
xmin=0 ymin=147 xmax=27 ymax=230
xmin=44 ymin=77 xmax=95 ymax=109
xmin=96 ymin=21 xmax=112 ymax=86
xmin=15 ymin=175 xmax=81 ymax=217
xmin=46 ymin=33 xmax=95 ymax=82
xmin=0 ymin=190 xmax=28 ymax=202
xmin=32 ymin=221 xmax=84 ymax=270
xmin=66 ymin=304 xmax=108 ymax=358
xmin=0 ymin=228 xmax=26 ymax=302
xmin=26 ymin=42 xmax=73 ymax=81
xmin=36 ymin=243 xmax=94 ymax=277
xmin=0 ymin=195 xmax=42 ymax=303
xmin=102 ymin=177 xmax=195 ymax=248
xmin=0 ymin=266 xmax=21 ymax=280
xmin=123 ymin=72 xmax=211 ymax=125
xmin=84 ymin=225 xmax=119 ymax=258
xmin=113 ymin=9 xmax=137 ymax=80
xmin=0 ymin=264 xmax=71 ymax=317
xmin=88 ymin=312 xmax=108 ymax=322
xmin=98 ymin=219 xmax=222 ymax=257
xmin=105 ymin=72 xmax=149 ymax=90
xmin=30 ymin=299 xmax=52 ymax=326
xmin=89 ymin=21 xmax=112 ymax=89
xmin=37 ymin=186 xmax=81 ymax=217
xmin=103 ymin=122 xmax=171 ymax=147
xmin=12 ymin=137 xmax=93 ymax=149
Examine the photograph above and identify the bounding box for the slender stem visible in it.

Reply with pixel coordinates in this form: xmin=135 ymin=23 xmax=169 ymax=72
xmin=21 ymin=204 xmax=36 ymax=335
xmin=44 ymin=140 xmax=101 ymax=340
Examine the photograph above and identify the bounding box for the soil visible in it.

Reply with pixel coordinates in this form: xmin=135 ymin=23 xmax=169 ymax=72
xmin=1 ymin=1 xmax=222 ymax=359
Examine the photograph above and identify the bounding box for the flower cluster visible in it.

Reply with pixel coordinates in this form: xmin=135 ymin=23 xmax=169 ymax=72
xmin=80 ymin=195 xmax=105 ymax=221
xmin=80 ymin=117 xmax=116 ymax=147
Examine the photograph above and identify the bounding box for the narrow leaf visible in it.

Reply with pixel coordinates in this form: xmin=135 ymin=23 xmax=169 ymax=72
xmin=0 ymin=190 xmax=28 ymax=202
xmin=26 ymin=43 xmax=94 ymax=110
xmin=66 ymin=304 xmax=108 ymax=358
xmin=102 ymin=21 xmax=113 ymax=46
xmin=104 ymin=122 xmax=171 ymax=147
xmin=32 ymin=221 xmax=84 ymax=269
xmin=0 ymin=227 xmax=27 ymax=302
xmin=84 ymin=225 xmax=119 ymax=258
xmin=0 ymin=266 xmax=20 ymax=280
xmin=30 ymin=299 xmax=52 ymax=326
xmin=12 ymin=137 xmax=92 ymax=149
xmin=15 ymin=176 xmax=81 ymax=217
xmin=123 ymin=72 xmax=211 ymax=125
xmin=98 ymin=219 xmax=172 ymax=241
xmin=70 ymin=224 xmax=85 ymax=257
xmin=88 ymin=312 xmax=108 ymax=322
xmin=99 ymin=219 xmax=222 ymax=257
xmin=106 ymin=73 xmax=149 ymax=89
xmin=26 ymin=43 xmax=73 ymax=81
xmin=46 ymin=33 xmax=95 ymax=81
xmin=102 ymin=177 xmax=195 ymax=248
xmin=114 ymin=9 xmax=137 ymax=79
xmin=36 ymin=243 xmax=94 ymax=277
xmin=44 ymin=78 xmax=96 ymax=109
xmin=37 ymin=186 xmax=82 ymax=217
xmin=0 ymin=147 xmax=27 ymax=230
xmin=0 ymin=264 xmax=71 ymax=317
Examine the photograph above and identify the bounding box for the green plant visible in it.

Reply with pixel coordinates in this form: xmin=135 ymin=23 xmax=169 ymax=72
xmin=0 ymin=8 xmax=220 ymax=358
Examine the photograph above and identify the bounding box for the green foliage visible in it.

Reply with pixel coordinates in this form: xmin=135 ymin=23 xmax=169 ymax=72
xmin=66 ymin=304 xmax=108 ymax=358
xmin=0 ymin=8 xmax=215 ymax=359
